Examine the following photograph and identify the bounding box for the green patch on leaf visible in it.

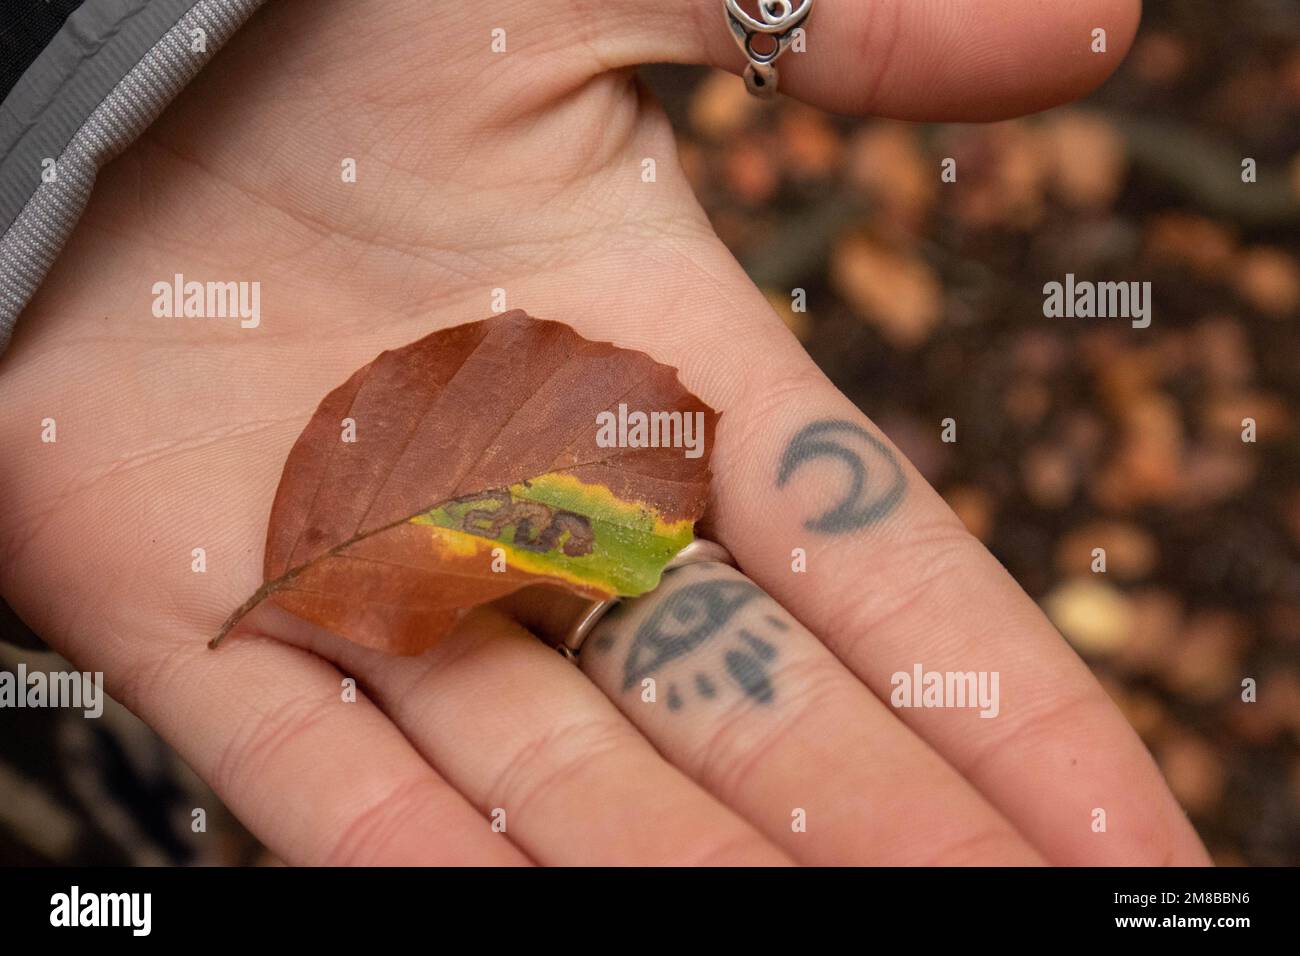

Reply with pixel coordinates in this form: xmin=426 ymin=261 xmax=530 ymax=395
xmin=410 ymin=472 xmax=694 ymax=596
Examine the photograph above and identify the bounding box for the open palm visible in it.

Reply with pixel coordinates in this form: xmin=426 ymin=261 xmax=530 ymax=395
xmin=0 ymin=0 xmax=1209 ymax=865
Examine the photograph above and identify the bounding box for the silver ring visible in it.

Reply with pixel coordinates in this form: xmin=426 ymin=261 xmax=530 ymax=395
xmin=725 ymin=0 xmax=814 ymax=98
xmin=556 ymin=538 xmax=736 ymax=661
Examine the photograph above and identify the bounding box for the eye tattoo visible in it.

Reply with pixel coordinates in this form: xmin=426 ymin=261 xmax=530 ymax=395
xmin=619 ymin=578 xmax=783 ymax=709
xmin=776 ymin=418 xmax=906 ymax=534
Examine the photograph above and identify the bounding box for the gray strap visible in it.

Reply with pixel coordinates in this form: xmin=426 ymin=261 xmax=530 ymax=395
xmin=0 ymin=0 xmax=266 ymax=356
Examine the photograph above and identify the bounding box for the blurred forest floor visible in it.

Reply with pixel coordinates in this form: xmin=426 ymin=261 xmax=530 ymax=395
xmin=643 ymin=0 xmax=1300 ymax=865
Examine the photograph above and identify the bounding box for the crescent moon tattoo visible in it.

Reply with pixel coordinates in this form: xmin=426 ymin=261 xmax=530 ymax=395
xmin=776 ymin=419 xmax=906 ymax=533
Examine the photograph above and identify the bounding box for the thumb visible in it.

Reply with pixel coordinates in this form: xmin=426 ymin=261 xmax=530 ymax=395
xmin=589 ymin=0 xmax=1142 ymax=120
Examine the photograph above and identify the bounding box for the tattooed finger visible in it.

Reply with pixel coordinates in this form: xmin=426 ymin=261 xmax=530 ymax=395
xmin=776 ymin=418 xmax=906 ymax=533
xmin=586 ymin=564 xmax=790 ymax=711
xmin=576 ymin=560 xmax=1041 ymax=865
xmin=619 ymin=578 xmax=764 ymax=692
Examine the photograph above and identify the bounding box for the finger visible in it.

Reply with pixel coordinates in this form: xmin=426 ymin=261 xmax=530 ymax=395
xmin=579 ymin=560 xmax=1044 ymax=865
xmin=706 ymin=371 xmax=1212 ymax=866
xmin=257 ymin=603 xmax=794 ymax=866
xmin=69 ymin=625 xmax=530 ymax=866
xmin=535 ymin=235 xmax=1209 ymax=866
xmin=590 ymin=0 xmax=1142 ymax=119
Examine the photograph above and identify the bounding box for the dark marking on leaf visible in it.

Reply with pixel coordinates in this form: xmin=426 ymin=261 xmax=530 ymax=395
xmin=454 ymin=489 xmax=595 ymax=556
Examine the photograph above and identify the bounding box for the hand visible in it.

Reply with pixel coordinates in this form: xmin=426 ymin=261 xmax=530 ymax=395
xmin=0 ymin=0 xmax=1209 ymax=865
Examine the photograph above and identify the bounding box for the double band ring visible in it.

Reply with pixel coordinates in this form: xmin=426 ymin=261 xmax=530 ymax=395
xmin=725 ymin=0 xmax=815 ymax=98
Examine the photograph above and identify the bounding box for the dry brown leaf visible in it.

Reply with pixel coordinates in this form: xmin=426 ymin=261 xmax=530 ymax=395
xmin=214 ymin=312 xmax=716 ymax=654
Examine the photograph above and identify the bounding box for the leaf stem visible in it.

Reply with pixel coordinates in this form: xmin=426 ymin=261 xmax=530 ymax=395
xmin=208 ymin=580 xmax=279 ymax=649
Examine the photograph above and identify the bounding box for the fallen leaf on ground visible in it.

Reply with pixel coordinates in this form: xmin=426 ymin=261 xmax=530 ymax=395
xmin=831 ymin=233 xmax=943 ymax=349
xmin=1043 ymin=578 xmax=1133 ymax=655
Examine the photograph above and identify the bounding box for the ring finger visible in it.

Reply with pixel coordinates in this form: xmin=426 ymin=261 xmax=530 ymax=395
xmin=578 ymin=560 xmax=1045 ymax=865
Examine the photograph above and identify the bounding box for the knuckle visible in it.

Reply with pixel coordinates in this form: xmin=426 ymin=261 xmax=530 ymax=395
xmin=321 ymin=775 xmax=439 ymax=866
xmin=484 ymin=717 xmax=637 ymax=820
xmin=210 ymin=692 xmax=335 ymax=798
xmin=112 ymin=638 xmax=194 ymax=717
xmin=717 ymin=363 xmax=829 ymax=480
xmin=958 ymin=686 xmax=1097 ymax=788
xmin=681 ymin=827 xmax=786 ymax=867
xmin=832 ymin=518 xmax=985 ymax=659
xmin=849 ymin=0 xmax=904 ymax=113
xmin=918 ymin=822 xmax=1034 ymax=867
xmin=691 ymin=655 xmax=846 ymax=798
